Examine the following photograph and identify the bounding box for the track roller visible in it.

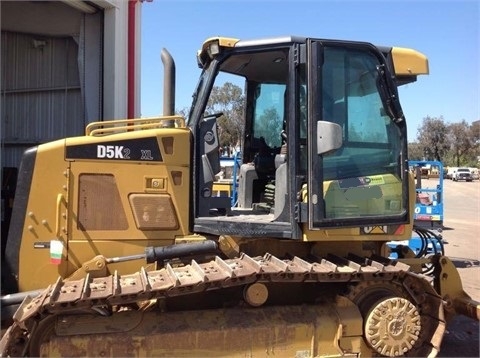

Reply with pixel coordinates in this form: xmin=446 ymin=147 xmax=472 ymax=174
xmin=243 ymin=283 xmax=268 ymax=307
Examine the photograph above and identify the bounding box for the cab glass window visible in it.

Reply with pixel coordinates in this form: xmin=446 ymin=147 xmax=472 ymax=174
xmin=321 ymin=47 xmax=404 ymax=219
xmin=252 ymin=83 xmax=285 ymax=149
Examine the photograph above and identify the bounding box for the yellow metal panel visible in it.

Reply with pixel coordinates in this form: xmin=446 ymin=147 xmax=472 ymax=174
xmin=17 ymin=139 xmax=70 ymax=291
xmin=17 ymin=128 xmax=192 ymax=291
xmin=201 ymin=36 xmax=240 ymax=50
xmin=198 ymin=37 xmax=240 ymax=66
xmin=212 ymin=181 xmax=233 ymax=197
xmin=391 ymin=47 xmax=429 ymax=76
xmin=42 ymin=304 xmax=369 ymax=357
xmin=301 ymin=174 xmax=416 ymax=242
xmin=66 ymin=127 xmax=192 ymax=166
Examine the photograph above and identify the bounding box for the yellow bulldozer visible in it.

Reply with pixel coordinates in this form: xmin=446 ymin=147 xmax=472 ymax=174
xmin=1 ymin=36 xmax=478 ymax=357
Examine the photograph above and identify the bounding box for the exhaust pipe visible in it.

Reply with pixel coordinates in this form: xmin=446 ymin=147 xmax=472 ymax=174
xmin=161 ymin=48 xmax=175 ymax=116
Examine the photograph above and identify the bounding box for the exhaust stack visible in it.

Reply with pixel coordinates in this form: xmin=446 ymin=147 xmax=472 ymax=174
xmin=161 ymin=48 xmax=175 ymax=116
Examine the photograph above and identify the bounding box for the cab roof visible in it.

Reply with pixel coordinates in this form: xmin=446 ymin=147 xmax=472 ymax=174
xmin=197 ymin=36 xmax=428 ymax=85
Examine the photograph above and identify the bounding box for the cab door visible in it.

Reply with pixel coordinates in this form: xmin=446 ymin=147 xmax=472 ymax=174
xmin=306 ymin=39 xmax=410 ymax=230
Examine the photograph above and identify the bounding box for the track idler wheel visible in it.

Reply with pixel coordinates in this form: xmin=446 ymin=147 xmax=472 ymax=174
xmin=27 ymin=315 xmax=57 ymax=357
xmin=364 ymin=297 xmax=421 ymax=356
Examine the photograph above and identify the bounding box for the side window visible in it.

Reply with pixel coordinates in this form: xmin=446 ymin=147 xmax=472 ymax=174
xmin=320 ymin=47 xmax=404 ymax=220
xmin=252 ymin=83 xmax=285 ymax=148
xmin=322 ymin=47 xmax=398 ymax=180
xmin=346 ymin=83 xmax=389 ymax=144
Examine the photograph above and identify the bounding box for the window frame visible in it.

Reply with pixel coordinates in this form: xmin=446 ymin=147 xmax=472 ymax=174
xmin=307 ymin=39 xmax=410 ymax=229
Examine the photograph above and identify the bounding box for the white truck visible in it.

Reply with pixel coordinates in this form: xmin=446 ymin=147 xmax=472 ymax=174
xmin=453 ymin=167 xmax=473 ymax=181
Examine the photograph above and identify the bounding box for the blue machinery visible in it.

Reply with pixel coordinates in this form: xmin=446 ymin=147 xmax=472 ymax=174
xmin=389 ymin=160 xmax=445 ymax=259
xmin=409 ymin=160 xmax=444 ymax=229
xmin=215 ymin=152 xmax=242 ymax=207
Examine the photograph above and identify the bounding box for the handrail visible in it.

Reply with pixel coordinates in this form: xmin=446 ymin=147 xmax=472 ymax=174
xmin=85 ymin=116 xmax=186 ymax=136
xmin=55 ymin=194 xmax=66 ymax=238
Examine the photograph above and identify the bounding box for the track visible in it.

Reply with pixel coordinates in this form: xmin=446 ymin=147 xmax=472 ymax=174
xmin=0 ymin=252 xmax=446 ymax=357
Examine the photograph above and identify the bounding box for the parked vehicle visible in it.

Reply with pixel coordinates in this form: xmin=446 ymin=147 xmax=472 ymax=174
xmin=470 ymin=168 xmax=479 ymax=180
xmin=445 ymin=167 xmax=458 ymax=180
xmin=453 ymin=167 xmax=473 ymax=182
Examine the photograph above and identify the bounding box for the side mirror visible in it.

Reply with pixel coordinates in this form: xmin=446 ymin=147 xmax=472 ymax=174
xmin=317 ymin=121 xmax=343 ymax=155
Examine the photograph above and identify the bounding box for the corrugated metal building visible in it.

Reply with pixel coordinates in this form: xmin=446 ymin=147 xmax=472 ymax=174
xmin=1 ymin=0 xmax=145 ymax=240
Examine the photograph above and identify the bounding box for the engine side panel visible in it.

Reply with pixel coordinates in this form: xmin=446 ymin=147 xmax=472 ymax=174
xmin=12 ymin=127 xmax=193 ymax=292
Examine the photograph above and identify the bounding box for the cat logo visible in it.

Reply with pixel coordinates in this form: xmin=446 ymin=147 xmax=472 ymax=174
xmin=362 ymin=226 xmax=388 ymax=234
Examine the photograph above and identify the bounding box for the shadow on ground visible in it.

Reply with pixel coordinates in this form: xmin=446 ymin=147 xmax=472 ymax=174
xmin=450 ymin=257 xmax=480 ymax=268
xmin=439 ymin=315 xmax=479 ymax=357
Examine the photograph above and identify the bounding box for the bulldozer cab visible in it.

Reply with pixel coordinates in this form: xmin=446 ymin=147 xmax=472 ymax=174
xmin=189 ymin=37 xmax=422 ymax=239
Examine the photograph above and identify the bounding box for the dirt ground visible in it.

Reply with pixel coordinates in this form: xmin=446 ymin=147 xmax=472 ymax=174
xmin=432 ymin=178 xmax=480 ymax=357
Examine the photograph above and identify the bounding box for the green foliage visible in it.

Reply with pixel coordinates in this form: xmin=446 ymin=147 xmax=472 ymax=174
xmin=253 ymin=107 xmax=283 ymax=148
xmin=409 ymin=116 xmax=479 ymax=167
xmin=416 ymin=116 xmax=449 ymax=161
xmin=407 ymin=142 xmax=425 ymax=160
xmin=448 ymin=120 xmax=476 ymax=166
xmin=205 ymin=82 xmax=245 ymax=148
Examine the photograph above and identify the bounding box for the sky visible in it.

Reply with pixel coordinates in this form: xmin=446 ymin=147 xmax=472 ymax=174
xmin=140 ymin=0 xmax=479 ymax=142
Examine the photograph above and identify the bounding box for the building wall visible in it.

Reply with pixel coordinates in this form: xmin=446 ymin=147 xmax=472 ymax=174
xmin=1 ymin=31 xmax=85 ymax=167
xmin=1 ymin=0 xmax=142 ymax=240
xmin=1 ymin=0 xmax=141 ymax=170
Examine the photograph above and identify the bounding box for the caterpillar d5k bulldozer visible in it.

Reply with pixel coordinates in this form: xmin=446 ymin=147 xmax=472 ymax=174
xmin=1 ymin=36 xmax=479 ymax=357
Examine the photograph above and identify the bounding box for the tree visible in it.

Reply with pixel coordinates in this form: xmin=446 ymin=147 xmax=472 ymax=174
xmin=176 ymin=107 xmax=189 ymax=118
xmin=416 ymin=116 xmax=449 ymax=161
xmin=254 ymin=107 xmax=283 ymax=148
xmin=470 ymin=120 xmax=480 ymax=160
xmin=471 ymin=120 xmax=480 ymax=143
xmin=407 ymin=142 xmax=425 ymax=160
xmin=470 ymin=120 xmax=480 ymax=166
xmin=175 ymin=107 xmax=190 ymax=124
xmin=448 ymin=120 xmax=478 ymax=166
xmin=205 ymin=82 xmax=245 ymax=149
